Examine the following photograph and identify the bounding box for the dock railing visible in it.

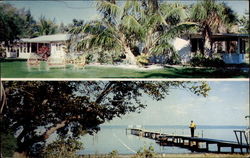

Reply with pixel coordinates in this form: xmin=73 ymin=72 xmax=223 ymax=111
xmin=129 ymin=128 xmax=250 ymax=154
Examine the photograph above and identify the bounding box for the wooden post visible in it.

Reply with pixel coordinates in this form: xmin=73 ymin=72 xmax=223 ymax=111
xmin=26 ymin=43 xmax=28 ymax=53
xmin=19 ymin=44 xmax=21 ymax=53
xmin=37 ymin=43 xmax=39 ymax=53
xmin=231 ymin=147 xmax=234 ymax=153
xmin=206 ymin=143 xmax=209 ymax=151
xmin=6 ymin=47 xmax=8 ymax=56
xmin=218 ymin=144 xmax=221 ymax=152
xmin=29 ymin=43 xmax=32 ymax=53
xmin=237 ymin=38 xmax=241 ymax=54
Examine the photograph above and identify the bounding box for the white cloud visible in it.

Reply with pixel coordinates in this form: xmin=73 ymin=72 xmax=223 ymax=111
xmin=208 ymin=96 xmax=223 ymax=103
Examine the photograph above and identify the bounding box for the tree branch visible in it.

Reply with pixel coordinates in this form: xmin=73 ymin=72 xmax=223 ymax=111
xmin=0 ymin=82 xmax=7 ymax=114
xmin=95 ymin=82 xmax=114 ymax=104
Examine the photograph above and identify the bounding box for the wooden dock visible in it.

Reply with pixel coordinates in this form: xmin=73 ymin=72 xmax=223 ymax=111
xmin=128 ymin=128 xmax=250 ymax=153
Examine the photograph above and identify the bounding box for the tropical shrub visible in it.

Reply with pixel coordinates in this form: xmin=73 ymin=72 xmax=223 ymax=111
xmin=37 ymin=45 xmax=50 ymax=60
xmin=190 ymin=55 xmax=225 ymax=67
xmin=136 ymin=54 xmax=150 ymax=66
xmin=0 ymin=46 xmax=6 ymax=58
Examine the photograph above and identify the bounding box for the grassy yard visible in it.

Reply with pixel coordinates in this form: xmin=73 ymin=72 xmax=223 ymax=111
xmin=1 ymin=60 xmax=249 ymax=78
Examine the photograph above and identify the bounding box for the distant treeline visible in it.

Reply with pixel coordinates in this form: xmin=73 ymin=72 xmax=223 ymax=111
xmin=0 ymin=3 xmax=84 ymax=44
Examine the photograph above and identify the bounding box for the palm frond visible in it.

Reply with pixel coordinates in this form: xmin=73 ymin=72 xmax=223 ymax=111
xmin=160 ymin=3 xmax=188 ymax=25
xmin=97 ymin=0 xmax=121 ymax=19
xmin=121 ymin=15 xmax=143 ymax=34
xmin=123 ymin=0 xmax=141 ymax=16
xmin=167 ymin=22 xmax=197 ymax=38
xmin=151 ymin=42 xmax=174 ymax=55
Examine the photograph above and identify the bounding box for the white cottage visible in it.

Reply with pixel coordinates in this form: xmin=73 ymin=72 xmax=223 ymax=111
xmin=5 ymin=34 xmax=70 ymax=60
xmin=174 ymin=33 xmax=249 ymax=64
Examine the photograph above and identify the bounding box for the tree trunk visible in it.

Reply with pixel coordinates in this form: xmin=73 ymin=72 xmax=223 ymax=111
xmin=203 ymin=25 xmax=213 ymax=57
xmin=204 ymin=36 xmax=213 ymax=57
xmin=124 ymin=46 xmax=137 ymax=65
xmin=12 ymin=120 xmax=69 ymax=158
xmin=148 ymin=0 xmax=159 ymax=13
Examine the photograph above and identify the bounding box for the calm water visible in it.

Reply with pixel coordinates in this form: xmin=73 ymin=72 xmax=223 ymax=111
xmin=78 ymin=125 xmax=247 ymax=155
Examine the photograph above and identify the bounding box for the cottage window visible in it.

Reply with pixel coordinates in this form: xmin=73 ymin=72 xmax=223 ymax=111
xmin=56 ymin=44 xmax=61 ymax=51
xmin=191 ymin=39 xmax=198 ymax=52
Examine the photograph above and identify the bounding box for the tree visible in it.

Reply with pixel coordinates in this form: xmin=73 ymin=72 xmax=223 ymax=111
xmin=34 ymin=16 xmax=58 ymax=36
xmin=69 ymin=1 xmax=195 ymax=65
xmin=0 ymin=3 xmax=24 ymax=43
xmin=239 ymin=11 xmax=249 ymax=34
xmin=238 ymin=11 xmax=249 ymax=53
xmin=2 ymin=81 xmax=210 ymax=157
xmin=19 ymin=9 xmax=38 ymax=38
xmin=189 ymin=0 xmax=238 ymax=57
xmin=0 ymin=3 xmax=37 ymax=43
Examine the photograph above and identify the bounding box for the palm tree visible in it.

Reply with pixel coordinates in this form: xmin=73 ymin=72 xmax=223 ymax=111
xmin=34 ymin=16 xmax=58 ymax=36
xmin=70 ymin=0 xmax=195 ymax=65
xmin=189 ymin=0 xmax=237 ymax=57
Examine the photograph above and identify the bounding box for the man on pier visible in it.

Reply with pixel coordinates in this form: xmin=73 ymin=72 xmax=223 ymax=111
xmin=189 ymin=120 xmax=196 ymax=137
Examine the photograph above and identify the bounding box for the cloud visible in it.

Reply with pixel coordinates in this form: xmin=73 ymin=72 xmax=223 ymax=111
xmin=208 ymin=96 xmax=223 ymax=103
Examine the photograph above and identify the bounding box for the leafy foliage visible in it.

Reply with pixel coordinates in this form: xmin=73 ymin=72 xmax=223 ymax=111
xmin=108 ymin=150 xmax=119 ymax=158
xmin=2 ymin=81 xmax=210 ymax=156
xmin=0 ymin=130 xmax=17 ymax=157
xmin=69 ymin=1 xmax=195 ymax=65
xmin=33 ymin=16 xmax=58 ymax=36
xmin=189 ymin=0 xmax=238 ymax=56
xmin=0 ymin=3 xmax=37 ymax=43
xmin=132 ymin=145 xmax=156 ymax=158
xmin=0 ymin=3 xmax=60 ymax=44
xmin=136 ymin=54 xmax=150 ymax=66
xmin=190 ymin=54 xmax=225 ymax=67
xmin=0 ymin=46 xmax=6 ymax=58
xmin=239 ymin=11 xmax=249 ymax=34
xmin=42 ymin=136 xmax=83 ymax=158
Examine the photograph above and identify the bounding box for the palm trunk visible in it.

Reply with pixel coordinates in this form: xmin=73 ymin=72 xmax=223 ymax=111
xmin=120 ymin=34 xmax=137 ymax=65
xmin=203 ymin=25 xmax=213 ymax=57
xmin=204 ymin=36 xmax=212 ymax=57
xmin=124 ymin=46 xmax=137 ymax=65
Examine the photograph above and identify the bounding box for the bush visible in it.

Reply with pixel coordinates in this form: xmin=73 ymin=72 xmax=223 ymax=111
xmin=42 ymin=137 xmax=83 ymax=158
xmin=0 ymin=46 xmax=6 ymax=58
xmin=108 ymin=150 xmax=119 ymax=158
xmin=136 ymin=54 xmax=150 ymax=66
xmin=190 ymin=56 xmax=225 ymax=68
xmin=132 ymin=145 xmax=156 ymax=158
xmin=0 ymin=131 xmax=17 ymax=157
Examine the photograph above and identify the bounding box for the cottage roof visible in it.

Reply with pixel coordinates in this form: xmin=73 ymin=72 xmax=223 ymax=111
xmin=21 ymin=34 xmax=71 ymax=43
xmin=190 ymin=33 xmax=249 ymax=40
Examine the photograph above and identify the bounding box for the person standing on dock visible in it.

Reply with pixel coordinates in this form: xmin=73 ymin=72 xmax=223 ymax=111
xmin=189 ymin=120 xmax=196 ymax=137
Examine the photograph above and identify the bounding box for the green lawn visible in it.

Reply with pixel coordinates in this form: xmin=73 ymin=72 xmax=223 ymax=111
xmin=1 ymin=61 xmax=249 ymax=78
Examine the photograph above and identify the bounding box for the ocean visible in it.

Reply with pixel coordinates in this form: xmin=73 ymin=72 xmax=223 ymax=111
xmin=78 ymin=125 xmax=248 ymax=155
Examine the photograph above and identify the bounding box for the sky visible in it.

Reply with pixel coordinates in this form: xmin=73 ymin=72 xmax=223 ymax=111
xmin=105 ymin=81 xmax=249 ymax=126
xmin=5 ymin=0 xmax=250 ymax=25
